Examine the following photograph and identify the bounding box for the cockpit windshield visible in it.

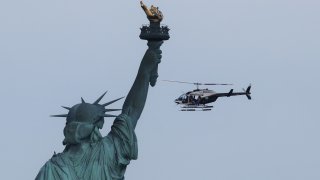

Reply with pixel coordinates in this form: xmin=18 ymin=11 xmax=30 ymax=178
xmin=178 ymin=94 xmax=187 ymax=100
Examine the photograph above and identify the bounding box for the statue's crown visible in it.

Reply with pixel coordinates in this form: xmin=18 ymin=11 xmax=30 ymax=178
xmin=51 ymin=91 xmax=123 ymax=123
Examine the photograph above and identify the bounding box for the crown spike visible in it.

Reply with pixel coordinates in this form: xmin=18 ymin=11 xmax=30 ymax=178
xmin=103 ymin=114 xmax=118 ymax=118
xmin=81 ymin=97 xmax=86 ymax=103
xmin=104 ymin=109 xmax=122 ymax=112
xmin=102 ymin=97 xmax=125 ymax=107
xmin=51 ymin=114 xmax=68 ymax=117
xmin=61 ymin=106 xmax=71 ymax=110
xmin=94 ymin=91 xmax=108 ymax=104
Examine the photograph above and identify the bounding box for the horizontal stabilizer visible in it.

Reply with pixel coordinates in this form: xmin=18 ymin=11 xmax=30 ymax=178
xmin=246 ymin=94 xmax=252 ymax=100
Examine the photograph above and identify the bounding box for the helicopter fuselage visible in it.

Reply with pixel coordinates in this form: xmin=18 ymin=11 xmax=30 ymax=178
xmin=175 ymin=86 xmax=251 ymax=107
xmin=164 ymin=80 xmax=251 ymax=111
xmin=175 ymin=89 xmax=219 ymax=105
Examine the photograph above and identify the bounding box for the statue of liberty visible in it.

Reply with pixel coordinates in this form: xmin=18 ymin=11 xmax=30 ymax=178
xmin=36 ymin=1 xmax=169 ymax=179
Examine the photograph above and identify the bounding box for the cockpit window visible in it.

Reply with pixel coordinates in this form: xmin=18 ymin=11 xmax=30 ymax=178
xmin=179 ymin=94 xmax=186 ymax=100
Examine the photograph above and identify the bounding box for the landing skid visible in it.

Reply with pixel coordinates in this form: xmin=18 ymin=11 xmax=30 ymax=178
xmin=180 ymin=105 xmax=213 ymax=111
xmin=180 ymin=108 xmax=212 ymax=111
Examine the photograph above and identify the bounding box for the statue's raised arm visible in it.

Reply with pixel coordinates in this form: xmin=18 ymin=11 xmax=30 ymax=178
xmin=121 ymin=1 xmax=169 ymax=128
xmin=36 ymin=2 xmax=169 ymax=180
xmin=121 ymin=41 xmax=163 ymax=128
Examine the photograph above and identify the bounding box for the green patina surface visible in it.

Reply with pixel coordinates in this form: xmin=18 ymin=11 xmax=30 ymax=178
xmin=36 ymin=40 xmax=164 ymax=180
xmin=36 ymin=2 xmax=168 ymax=179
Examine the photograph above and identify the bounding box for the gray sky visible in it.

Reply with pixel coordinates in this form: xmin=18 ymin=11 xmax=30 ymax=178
xmin=1 ymin=0 xmax=319 ymax=179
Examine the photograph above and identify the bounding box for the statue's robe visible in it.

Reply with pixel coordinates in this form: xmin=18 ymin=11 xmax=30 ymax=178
xmin=36 ymin=114 xmax=138 ymax=180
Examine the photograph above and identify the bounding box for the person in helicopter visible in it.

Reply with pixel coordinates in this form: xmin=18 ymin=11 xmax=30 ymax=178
xmin=196 ymin=96 xmax=202 ymax=105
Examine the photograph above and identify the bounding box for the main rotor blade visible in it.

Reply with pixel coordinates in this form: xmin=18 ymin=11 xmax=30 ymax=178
xmin=203 ymin=83 xmax=233 ymax=85
xmin=162 ymin=80 xmax=194 ymax=84
xmin=163 ymin=80 xmax=232 ymax=86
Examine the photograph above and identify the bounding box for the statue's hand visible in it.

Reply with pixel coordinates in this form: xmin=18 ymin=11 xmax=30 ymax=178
xmin=140 ymin=49 xmax=162 ymax=74
xmin=139 ymin=41 xmax=163 ymax=86
xmin=140 ymin=1 xmax=163 ymax=23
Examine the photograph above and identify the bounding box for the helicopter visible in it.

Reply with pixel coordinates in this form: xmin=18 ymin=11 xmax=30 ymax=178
xmin=163 ymin=80 xmax=252 ymax=111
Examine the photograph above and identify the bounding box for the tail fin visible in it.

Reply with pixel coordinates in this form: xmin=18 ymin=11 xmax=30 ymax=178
xmin=245 ymin=85 xmax=251 ymax=100
xmin=227 ymin=89 xmax=233 ymax=97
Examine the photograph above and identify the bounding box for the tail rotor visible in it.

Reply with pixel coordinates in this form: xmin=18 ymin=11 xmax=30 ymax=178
xmin=245 ymin=84 xmax=252 ymax=100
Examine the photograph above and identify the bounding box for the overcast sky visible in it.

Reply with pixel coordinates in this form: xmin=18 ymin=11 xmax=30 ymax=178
xmin=1 ymin=0 xmax=319 ymax=179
